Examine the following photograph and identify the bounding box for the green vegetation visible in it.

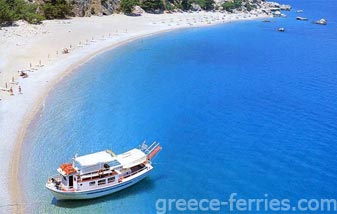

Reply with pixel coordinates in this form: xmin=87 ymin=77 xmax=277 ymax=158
xmin=0 ymin=0 xmax=73 ymax=25
xmin=141 ymin=0 xmax=165 ymax=13
xmin=245 ymin=1 xmax=256 ymax=11
xmin=172 ymin=0 xmax=214 ymax=11
xmin=170 ymin=0 xmax=187 ymax=11
xmin=190 ymin=0 xmax=214 ymax=10
xmin=148 ymin=0 xmax=252 ymax=13
xmin=0 ymin=0 xmax=258 ymax=25
xmin=121 ymin=0 xmax=174 ymax=15
xmin=179 ymin=0 xmax=190 ymax=10
xmin=221 ymin=0 xmax=254 ymax=12
xmin=0 ymin=0 xmax=44 ymax=25
xmin=42 ymin=0 xmax=73 ymax=19
xmin=222 ymin=0 xmax=242 ymax=12
xmin=0 ymin=0 xmax=14 ymax=25
xmin=164 ymin=2 xmax=175 ymax=11
xmin=120 ymin=0 xmax=140 ymax=14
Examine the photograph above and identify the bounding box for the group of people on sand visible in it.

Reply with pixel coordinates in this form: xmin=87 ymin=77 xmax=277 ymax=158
xmin=8 ymin=85 xmax=22 ymax=96
xmin=1 ymin=44 xmax=72 ymax=101
xmin=0 ymin=85 xmax=21 ymax=101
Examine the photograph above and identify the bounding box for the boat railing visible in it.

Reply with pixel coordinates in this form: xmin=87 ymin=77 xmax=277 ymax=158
xmin=76 ymin=165 xmax=148 ymax=184
xmin=139 ymin=141 xmax=160 ymax=155
xmin=47 ymin=174 xmax=63 ymax=190
xmin=123 ymin=165 xmax=148 ymax=179
xmin=77 ymin=160 xmax=122 ymax=176
xmin=48 ymin=174 xmax=62 ymax=182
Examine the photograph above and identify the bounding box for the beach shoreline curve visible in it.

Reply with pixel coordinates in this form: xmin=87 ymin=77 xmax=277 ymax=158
xmin=0 ymin=11 xmax=271 ymax=212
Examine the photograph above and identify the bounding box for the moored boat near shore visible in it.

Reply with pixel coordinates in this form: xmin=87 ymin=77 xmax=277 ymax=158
xmin=278 ymin=27 xmax=285 ymax=32
xmin=315 ymin=19 xmax=327 ymax=25
xmin=296 ymin=16 xmax=308 ymax=21
xmin=46 ymin=142 xmax=162 ymax=200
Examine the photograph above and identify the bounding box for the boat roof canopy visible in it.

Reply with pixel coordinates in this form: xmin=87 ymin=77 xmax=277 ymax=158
xmin=116 ymin=149 xmax=147 ymax=168
xmin=75 ymin=150 xmax=115 ymax=167
xmin=74 ymin=149 xmax=147 ymax=169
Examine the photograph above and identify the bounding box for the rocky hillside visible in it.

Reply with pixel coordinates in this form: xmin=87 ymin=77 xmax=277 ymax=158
xmin=1 ymin=0 xmax=290 ymax=26
xmin=70 ymin=0 xmax=121 ymax=16
xmin=67 ymin=0 xmax=290 ymax=17
xmin=63 ymin=0 xmax=266 ymax=17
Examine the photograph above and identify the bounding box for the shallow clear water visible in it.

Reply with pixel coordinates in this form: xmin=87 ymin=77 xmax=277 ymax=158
xmin=20 ymin=0 xmax=337 ymax=213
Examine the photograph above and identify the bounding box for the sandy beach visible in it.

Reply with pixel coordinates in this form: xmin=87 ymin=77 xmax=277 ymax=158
xmin=0 ymin=10 xmax=270 ymax=211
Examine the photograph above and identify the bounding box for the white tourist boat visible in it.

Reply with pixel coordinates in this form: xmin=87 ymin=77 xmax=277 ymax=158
xmin=315 ymin=19 xmax=327 ymax=25
xmin=46 ymin=142 xmax=161 ymax=200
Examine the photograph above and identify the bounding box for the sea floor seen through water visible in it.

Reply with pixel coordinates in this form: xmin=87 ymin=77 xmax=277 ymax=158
xmin=20 ymin=0 xmax=337 ymax=212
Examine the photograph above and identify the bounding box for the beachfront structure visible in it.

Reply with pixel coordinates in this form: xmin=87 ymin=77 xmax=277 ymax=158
xmin=46 ymin=142 xmax=161 ymax=200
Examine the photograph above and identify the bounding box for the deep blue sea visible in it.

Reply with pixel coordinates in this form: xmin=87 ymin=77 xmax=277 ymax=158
xmin=19 ymin=0 xmax=337 ymax=213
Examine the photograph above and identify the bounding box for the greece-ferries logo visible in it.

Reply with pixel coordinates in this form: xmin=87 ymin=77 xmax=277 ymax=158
xmin=155 ymin=193 xmax=337 ymax=213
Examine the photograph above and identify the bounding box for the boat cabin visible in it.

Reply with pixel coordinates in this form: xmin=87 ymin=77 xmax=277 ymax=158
xmin=55 ymin=149 xmax=148 ymax=191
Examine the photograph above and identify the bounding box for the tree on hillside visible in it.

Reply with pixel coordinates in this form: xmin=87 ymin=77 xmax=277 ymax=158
xmin=120 ymin=0 xmax=140 ymax=14
xmin=42 ymin=0 xmax=73 ymax=19
xmin=190 ymin=0 xmax=214 ymax=10
xmin=0 ymin=0 xmax=14 ymax=25
xmin=0 ymin=0 xmax=44 ymax=25
xmin=164 ymin=2 xmax=175 ymax=11
xmin=180 ymin=0 xmax=190 ymax=10
xmin=203 ymin=0 xmax=214 ymax=10
xmin=222 ymin=0 xmax=242 ymax=12
xmin=13 ymin=0 xmax=44 ymax=23
xmin=141 ymin=0 xmax=165 ymax=13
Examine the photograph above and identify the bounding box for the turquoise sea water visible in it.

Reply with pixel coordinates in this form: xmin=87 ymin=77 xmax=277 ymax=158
xmin=19 ymin=0 xmax=337 ymax=213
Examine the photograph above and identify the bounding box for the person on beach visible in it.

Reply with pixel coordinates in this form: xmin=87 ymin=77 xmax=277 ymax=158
xmin=9 ymin=87 xmax=14 ymax=96
xmin=63 ymin=48 xmax=69 ymax=54
xmin=18 ymin=85 xmax=22 ymax=94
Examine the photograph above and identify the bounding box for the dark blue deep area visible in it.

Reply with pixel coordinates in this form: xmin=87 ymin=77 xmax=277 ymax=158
xmin=21 ymin=0 xmax=337 ymax=212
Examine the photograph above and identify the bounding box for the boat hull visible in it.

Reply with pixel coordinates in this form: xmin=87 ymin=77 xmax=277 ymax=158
xmin=47 ymin=167 xmax=153 ymax=200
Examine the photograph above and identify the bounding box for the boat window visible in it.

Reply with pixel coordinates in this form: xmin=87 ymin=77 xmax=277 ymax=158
xmin=108 ymin=177 xmax=115 ymax=183
xmin=89 ymin=181 xmax=96 ymax=186
xmin=98 ymin=179 xmax=106 ymax=185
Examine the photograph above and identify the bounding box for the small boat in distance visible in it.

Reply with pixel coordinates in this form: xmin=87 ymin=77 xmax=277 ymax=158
xmin=46 ymin=142 xmax=162 ymax=200
xmin=315 ymin=19 xmax=327 ymax=25
xmin=278 ymin=28 xmax=285 ymax=32
xmin=296 ymin=16 xmax=308 ymax=21
xmin=296 ymin=10 xmax=303 ymax=13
